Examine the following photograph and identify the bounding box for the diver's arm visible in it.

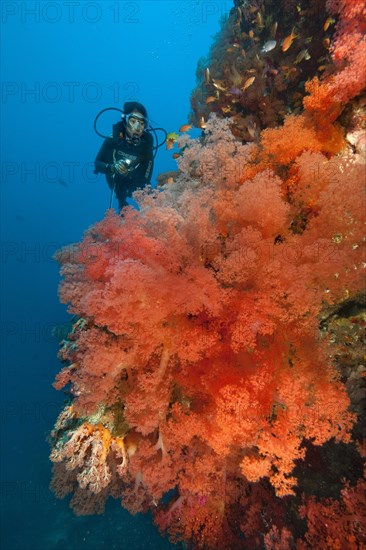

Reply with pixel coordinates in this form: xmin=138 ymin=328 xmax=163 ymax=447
xmin=132 ymin=152 xmax=154 ymax=185
xmin=94 ymin=139 xmax=114 ymax=174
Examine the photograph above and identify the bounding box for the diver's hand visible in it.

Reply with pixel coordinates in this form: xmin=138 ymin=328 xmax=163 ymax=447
xmin=112 ymin=160 xmax=129 ymax=175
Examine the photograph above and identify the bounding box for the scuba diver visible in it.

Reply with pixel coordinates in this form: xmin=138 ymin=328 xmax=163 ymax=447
xmin=94 ymin=101 xmax=155 ymax=210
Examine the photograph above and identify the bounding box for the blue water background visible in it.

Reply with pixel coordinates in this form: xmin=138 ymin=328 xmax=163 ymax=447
xmin=0 ymin=2 xmax=225 ymax=548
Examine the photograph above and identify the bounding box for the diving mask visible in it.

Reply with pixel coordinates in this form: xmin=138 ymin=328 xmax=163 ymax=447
xmin=127 ymin=113 xmax=146 ymax=133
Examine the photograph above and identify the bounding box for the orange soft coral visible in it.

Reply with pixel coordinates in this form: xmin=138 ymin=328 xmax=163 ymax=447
xmin=50 ymin=2 xmax=365 ymax=546
xmin=51 ymin=108 xmax=364 ymax=544
xmin=304 ymin=0 xmax=366 ymax=119
xmin=260 ymin=113 xmax=345 ymax=165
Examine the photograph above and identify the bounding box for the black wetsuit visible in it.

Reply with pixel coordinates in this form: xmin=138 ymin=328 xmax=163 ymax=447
xmin=94 ymin=120 xmax=154 ymax=209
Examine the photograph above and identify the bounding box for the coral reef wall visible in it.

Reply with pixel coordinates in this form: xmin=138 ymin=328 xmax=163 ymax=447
xmin=50 ymin=0 xmax=366 ymax=548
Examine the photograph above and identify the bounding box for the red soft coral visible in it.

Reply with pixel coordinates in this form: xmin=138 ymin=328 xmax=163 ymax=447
xmin=300 ymin=478 xmax=366 ymax=549
xmin=304 ymin=0 xmax=366 ymax=118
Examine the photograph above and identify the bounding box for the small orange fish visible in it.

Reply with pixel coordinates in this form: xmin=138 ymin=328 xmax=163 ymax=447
xmin=318 ymin=65 xmax=326 ymax=71
xmin=172 ymin=153 xmax=181 ymax=159
xmin=323 ymin=37 xmax=331 ymax=49
xmin=323 ymin=17 xmax=335 ymax=31
xmin=179 ymin=124 xmax=192 ymax=133
xmin=282 ymin=28 xmax=298 ymax=52
xmin=256 ymin=12 xmax=263 ymax=27
xmin=206 ymin=96 xmax=217 ymax=104
xmin=226 ymin=48 xmax=234 ymax=53
xmin=249 ymin=30 xmax=255 ymax=39
xmin=166 ymin=140 xmax=175 ymax=150
xmin=243 ymin=76 xmax=256 ymax=91
xmin=167 ymin=177 xmax=174 ymax=184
